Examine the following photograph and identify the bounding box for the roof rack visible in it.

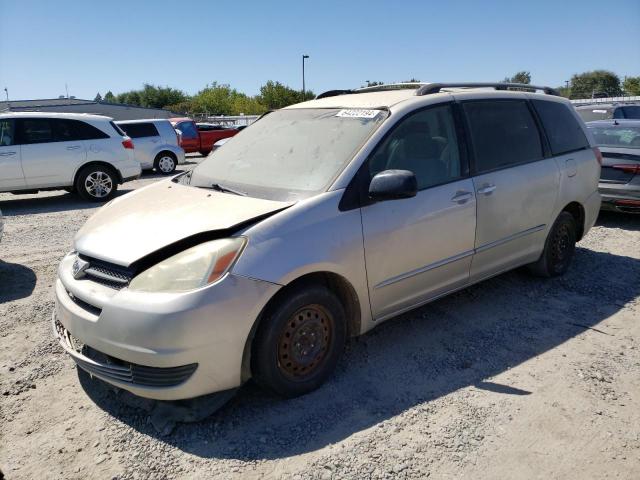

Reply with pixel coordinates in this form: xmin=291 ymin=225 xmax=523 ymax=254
xmin=415 ymin=82 xmax=560 ymax=96
xmin=316 ymin=82 xmax=560 ymax=100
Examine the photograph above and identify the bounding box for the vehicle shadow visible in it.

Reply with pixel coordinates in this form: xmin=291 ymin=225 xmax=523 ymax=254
xmin=139 ymin=167 xmax=192 ymax=180
xmin=0 ymin=260 xmax=37 ymax=302
xmin=79 ymin=246 xmax=640 ymax=461
xmin=0 ymin=189 xmax=135 ymax=216
xmin=596 ymin=210 xmax=640 ymax=232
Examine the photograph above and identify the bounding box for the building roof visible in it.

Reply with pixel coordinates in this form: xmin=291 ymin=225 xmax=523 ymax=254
xmin=0 ymin=98 xmax=177 ymax=114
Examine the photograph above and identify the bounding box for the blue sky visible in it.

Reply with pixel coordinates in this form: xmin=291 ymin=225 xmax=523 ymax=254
xmin=1 ymin=0 xmax=638 ymax=100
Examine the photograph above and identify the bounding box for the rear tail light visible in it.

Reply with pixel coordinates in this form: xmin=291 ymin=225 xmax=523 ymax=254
xmin=615 ymin=199 xmax=640 ymax=207
xmin=611 ymin=164 xmax=640 ymax=175
xmin=122 ymin=138 xmax=134 ymax=149
xmin=592 ymin=146 xmax=603 ymax=166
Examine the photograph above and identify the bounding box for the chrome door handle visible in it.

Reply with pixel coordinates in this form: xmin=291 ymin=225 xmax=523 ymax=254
xmin=451 ymin=191 xmax=473 ymax=204
xmin=66 ymin=145 xmax=81 ymax=150
xmin=0 ymin=151 xmax=16 ymax=156
xmin=477 ymin=184 xmax=496 ymax=195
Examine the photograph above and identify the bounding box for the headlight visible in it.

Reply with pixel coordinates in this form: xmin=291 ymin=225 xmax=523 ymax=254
xmin=128 ymin=238 xmax=246 ymax=293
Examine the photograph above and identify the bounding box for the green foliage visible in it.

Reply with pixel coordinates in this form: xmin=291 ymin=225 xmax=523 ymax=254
xmin=103 ymin=91 xmax=116 ymax=103
xmin=115 ymin=84 xmax=188 ymax=109
xmin=569 ymin=70 xmax=622 ymax=99
xmin=502 ymin=71 xmax=531 ymax=84
xmin=258 ymin=81 xmax=307 ymax=110
xmin=94 ymin=92 xmax=102 ymax=102
xmin=623 ymin=76 xmax=640 ymax=96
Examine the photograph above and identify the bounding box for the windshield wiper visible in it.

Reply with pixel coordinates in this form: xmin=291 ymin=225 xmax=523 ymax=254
xmin=210 ymin=183 xmax=247 ymax=196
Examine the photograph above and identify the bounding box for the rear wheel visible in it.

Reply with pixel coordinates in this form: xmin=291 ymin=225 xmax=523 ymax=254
xmin=528 ymin=212 xmax=577 ymax=277
xmin=76 ymin=165 xmax=118 ymax=202
xmin=154 ymin=152 xmax=177 ymax=174
xmin=251 ymin=285 xmax=347 ymax=397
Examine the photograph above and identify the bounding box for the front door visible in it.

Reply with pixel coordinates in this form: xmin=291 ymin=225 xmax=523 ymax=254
xmin=360 ymin=103 xmax=477 ymax=321
xmin=0 ymin=118 xmax=25 ymax=190
xmin=459 ymin=99 xmax=560 ymax=281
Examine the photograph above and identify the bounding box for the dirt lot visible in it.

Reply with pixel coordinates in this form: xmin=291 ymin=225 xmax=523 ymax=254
xmin=1 ymin=160 xmax=639 ymax=479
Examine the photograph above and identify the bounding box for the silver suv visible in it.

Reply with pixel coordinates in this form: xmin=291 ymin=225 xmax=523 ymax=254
xmin=116 ymin=119 xmax=185 ymax=174
xmin=54 ymin=83 xmax=601 ymax=402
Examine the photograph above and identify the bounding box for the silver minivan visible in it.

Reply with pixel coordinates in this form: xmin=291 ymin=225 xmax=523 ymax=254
xmin=54 ymin=83 xmax=601 ymax=402
xmin=116 ymin=119 xmax=185 ymax=174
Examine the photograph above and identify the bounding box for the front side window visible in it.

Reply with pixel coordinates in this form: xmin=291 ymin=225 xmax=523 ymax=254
xmin=20 ymin=118 xmax=54 ymax=144
xmin=369 ymin=104 xmax=463 ymax=189
xmin=0 ymin=119 xmax=15 ymax=146
xmin=463 ymin=100 xmax=543 ymax=173
xmin=532 ymin=100 xmax=589 ymax=155
xmin=588 ymin=125 xmax=640 ymax=149
xmin=189 ymin=108 xmax=388 ymax=201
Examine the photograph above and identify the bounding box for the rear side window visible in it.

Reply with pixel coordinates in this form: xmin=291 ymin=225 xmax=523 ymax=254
xmin=621 ymin=106 xmax=640 ymax=119
xmin=463 ymin=100 xmax=543 ymax=173
xmin=532 ymin=100 xmax=590 ymax=155
xmin=118 ymin=122 xmax=160 ymax=138
xmin=0 ymin=119 xmax=15 ymax=146
xmin=19 ymin=118 xmax=54 ymax=144
xmin=72 ymin=120 xmax=110 ymax=140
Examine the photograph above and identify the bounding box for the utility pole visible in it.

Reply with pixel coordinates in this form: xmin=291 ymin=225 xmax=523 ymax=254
xmin=65 ymin=83 xmax=69 ymax=99
xmin=302 ymin=54 xmax=309 ymax=100
xmin=3 ymin=87 xmax=8 ymax=102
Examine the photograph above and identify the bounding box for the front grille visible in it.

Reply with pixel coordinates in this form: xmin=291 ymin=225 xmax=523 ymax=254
xmin=78 ymin=255 xmax=134 ymax=290
xmin=66 ymin=290 xmax=102 ymax=316
xmin=55 ymin=318 xmax=197 ymax=388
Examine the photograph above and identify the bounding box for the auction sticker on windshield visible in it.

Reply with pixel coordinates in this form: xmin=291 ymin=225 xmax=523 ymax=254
xmin=336 ymin=109 xmax=382 ymax=119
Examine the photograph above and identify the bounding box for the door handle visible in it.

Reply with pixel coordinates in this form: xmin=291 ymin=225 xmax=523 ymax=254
xmin=451 ymin=191 xmax=473 ymax=204
xmin=151 ymin=139 xmax=160 ymax=143
xmin=566 ymin=158 xmax=577 ymax=177
xmin=66 ymin=145 xmax=81 ymax=150
xmin=477 ymin=184 xmax=496 ymax=195
xmin=0 ymin=151 xmax=16 ymax=156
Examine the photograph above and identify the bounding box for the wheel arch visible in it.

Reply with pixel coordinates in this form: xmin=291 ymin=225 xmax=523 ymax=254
xmin=73 ymin=161 xmax=123 ymax=186
xmin=240 ymin=271 xmax=362 ymax=382
xmin=560 ymin=201 xmax=586 ymax=240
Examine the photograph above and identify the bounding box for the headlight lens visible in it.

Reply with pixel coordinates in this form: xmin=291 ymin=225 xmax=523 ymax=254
xmin=128 ymin=237 xmax=246 ymax=293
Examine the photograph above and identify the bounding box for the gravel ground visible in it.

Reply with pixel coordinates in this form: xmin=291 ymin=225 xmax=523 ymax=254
xmin=1 ymin=159 xmax=639 ymax=479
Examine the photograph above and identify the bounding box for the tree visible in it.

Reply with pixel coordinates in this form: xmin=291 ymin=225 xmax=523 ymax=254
xmin=257 ymin=81 xmax=306 ymax=110
xmin=94 ymin=93 xmax=102 ymax=102
xmin=503 ymin=71 xmax=531 ymax=84
xmin=569 ymin=70 xmax=622 ymax=99
xmin=103 ymin=91 xmax=116 ymax=103
xmin=114 ymin=84 xmax=188 ymax=109
xmin=623 ymin=76 xmax=640 ymax=96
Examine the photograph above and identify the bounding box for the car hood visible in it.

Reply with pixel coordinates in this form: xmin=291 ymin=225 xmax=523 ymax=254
xmin=74 ymin=180 xmax=292 ymax=266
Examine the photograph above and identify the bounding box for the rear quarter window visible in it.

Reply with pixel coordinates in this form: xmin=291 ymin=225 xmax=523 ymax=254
xmin=71 ymin=120 xmax=110 ymax=140
xmin=118 ymin=122 xmax=160 ymax=138
xmin=533 ymin=100 xmax=590 ymax=155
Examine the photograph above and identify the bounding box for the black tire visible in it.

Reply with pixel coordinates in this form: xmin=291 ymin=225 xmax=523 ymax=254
xmin=154 ymin=152 xmax=177 ymax=175
xmin=528 ymin=212 xmax=577 ymax=277
xmin=75 ymin=165 xmax=118 ymax=202
xmin=251 ymin=284 xmax=347 ymax=398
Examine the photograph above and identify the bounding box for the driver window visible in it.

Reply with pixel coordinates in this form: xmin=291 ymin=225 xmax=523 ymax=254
xmin=369 ymin=104 xmax=462 ymax=190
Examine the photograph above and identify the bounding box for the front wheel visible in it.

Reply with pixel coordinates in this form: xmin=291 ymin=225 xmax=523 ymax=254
xmin=154 ymin=152 xmax=177 ymax=174
xmin=528 ymin=212 xmax=577 ymax=277
xmin=76 ymin=165 xmax=118 ymax=202
xmin=251 ymin=285 xmax=347 ymax=397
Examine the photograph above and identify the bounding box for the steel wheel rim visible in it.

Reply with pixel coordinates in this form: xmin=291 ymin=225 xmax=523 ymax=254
xmin=277 ymin=304 xmax=333 ymax=380
xmin=84 ymin=171 xmax=113 ymax=198
xmin=551 ymin=224 xmax=571 ymax=270
xmin=158 ymin=156 xmax=175 ymax=173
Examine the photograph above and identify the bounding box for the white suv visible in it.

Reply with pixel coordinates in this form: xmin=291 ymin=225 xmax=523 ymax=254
xmin=0 ymin=112 xmax=141 ymax=201
xmin=116 ymin=119 xmax=185 ymax=174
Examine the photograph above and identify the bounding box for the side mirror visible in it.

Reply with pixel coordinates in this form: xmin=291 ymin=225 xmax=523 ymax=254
xmin=369 ymin=169 xmax=418 ymax=201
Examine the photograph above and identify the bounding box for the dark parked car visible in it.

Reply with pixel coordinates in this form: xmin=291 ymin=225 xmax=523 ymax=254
xmin=576 ymin=103 xmax=640 ymax=122
xmin=587 ymin=119 xmax=640 ymax=213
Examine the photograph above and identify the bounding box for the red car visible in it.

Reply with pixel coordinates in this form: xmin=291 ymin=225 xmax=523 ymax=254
xmin=169 ymin=118 xmax=238 ymax=155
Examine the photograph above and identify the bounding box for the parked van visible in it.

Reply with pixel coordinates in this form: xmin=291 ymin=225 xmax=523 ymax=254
xmin=54 ymin=83 xmax=601 ymax=402
xmin=116 ymin=119 xmax=185 ymax=174
xmin=0 ymin=112 xmax=140 ymax=201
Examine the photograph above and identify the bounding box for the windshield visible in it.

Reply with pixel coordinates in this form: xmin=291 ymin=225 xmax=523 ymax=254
xmin=188 ymin=108 xmax=388 ymax=201
xmin=588 ymin=125 xmax=640 ymax=149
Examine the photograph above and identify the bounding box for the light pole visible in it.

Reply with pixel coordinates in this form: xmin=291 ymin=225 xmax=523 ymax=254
xmin=302 ymin=54 xmax=309 ymax=100
xmin=3 ymin=87 xmax=8 ymax=102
